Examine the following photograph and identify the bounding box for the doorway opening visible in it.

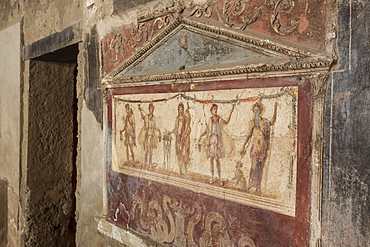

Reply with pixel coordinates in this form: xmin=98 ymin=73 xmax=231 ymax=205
xmin=0 ymin=179 xmax=7 ymax=246
xmin=26 ymin=44 xmax=78 ymax=246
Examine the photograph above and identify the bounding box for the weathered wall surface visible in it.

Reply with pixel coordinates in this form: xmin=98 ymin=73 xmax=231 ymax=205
xmin=0 ymin=0 xmax=22 ymax=29
xmin=99 ymin=0 xmax=332 ymax=246
xmin=322 ymin=1 xmax=370 ymax=246
xmin=0 ymin=0 xmax=368 ymax=246
xmin=22 ymin=0 xmax=82 ymax=45
xmin=24 ymin=60 xmax=76 ymax=246
xmin=76 ymin=101 xmax=129 ymax=246
xmin=0 ymin=23 xmax=21 ymax=247
xmin=75 ymin=2 xmax=112 ymax=246
xmin=77 ymin=1 xmax=175 ymax=246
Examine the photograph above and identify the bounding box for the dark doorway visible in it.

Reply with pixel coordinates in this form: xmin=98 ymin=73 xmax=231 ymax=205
xmin=26 ymin=44 xmax=78 ymax=246
xmin=0 ymin=179 xmax=7 ymax=246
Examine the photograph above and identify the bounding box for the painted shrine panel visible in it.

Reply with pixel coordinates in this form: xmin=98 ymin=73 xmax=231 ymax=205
xmin=103 ymin=6 xmax=320 ymax=243
xmin=107 ymin=78 xmax=312 ymax=246
xmin=111 ymin=86 xmax=298 ymax=216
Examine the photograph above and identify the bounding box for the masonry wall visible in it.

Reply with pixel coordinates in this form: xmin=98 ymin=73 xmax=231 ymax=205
xmin=23 ymin=60 xmax=76 ymax=246
xmin=0 ymin=0 xmax=368 ymax=246
xmin=0 ymin=23 xmax=21 ymax=247
xmin=322 ymin=1 xmax=370 ymax=246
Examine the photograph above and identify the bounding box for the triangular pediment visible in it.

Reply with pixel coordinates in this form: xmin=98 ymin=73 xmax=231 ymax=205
xmin=120 ymin=29 xmax=288 ymax=77
xmin=105 ymin=19 xmax=332 ymax=85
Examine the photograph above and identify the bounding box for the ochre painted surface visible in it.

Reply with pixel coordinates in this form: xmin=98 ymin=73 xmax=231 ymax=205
xmin=107 ymin=78 xmax=312 ymax=246
xmin=112 ymin=86 xmax=298 ymax=216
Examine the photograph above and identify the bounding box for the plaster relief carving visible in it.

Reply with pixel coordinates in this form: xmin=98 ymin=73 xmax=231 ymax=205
xmin=311 ymin=73 xmax=329 ymax=99
xmin=132 ymin=14 xmax=176 ymax=49
xmin=188 ymin=0 xmax=305 ymax=35
xmin=131 ymin=23 xmax=148 ymax=47
xmin=102 ymin=0 xmax=329 ymax=77
xmin=112 ymin=86 xmax=298 ymax=216
xmin=266 ymin=0 xmax=300 ymax=35
xmin=189 ymin=0 xmax=263 ymax=31
xmin=110 ymin=34 xmax=127 ymax=64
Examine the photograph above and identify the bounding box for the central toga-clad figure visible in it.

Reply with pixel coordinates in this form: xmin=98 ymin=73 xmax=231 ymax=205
xmin=200 ymin=103 xmax=234 ymax=184
xmin=171 ymin=102 xmax=191 ymax=175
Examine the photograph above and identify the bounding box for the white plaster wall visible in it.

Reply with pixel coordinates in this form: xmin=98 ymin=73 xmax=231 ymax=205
xmin=0 ymin=23 xmax=21 ymax=246
xmin=76 ymin=101 xmax=106 ymax=246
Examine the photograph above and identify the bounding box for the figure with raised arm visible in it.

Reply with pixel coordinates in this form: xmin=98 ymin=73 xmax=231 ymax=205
xmin=200 ymin=103 xmax=235 ymax=184
xmin=240 ymin=101 xmax=277 ymax=193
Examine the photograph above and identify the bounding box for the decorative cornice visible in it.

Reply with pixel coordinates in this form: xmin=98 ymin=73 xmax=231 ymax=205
xmin=101 ymin=0 xmax=332 ymax=86
xmin=104 ymin=17 xmax=332 ymax=85
xmin=104 ymin=58 xmax=332 ymax=86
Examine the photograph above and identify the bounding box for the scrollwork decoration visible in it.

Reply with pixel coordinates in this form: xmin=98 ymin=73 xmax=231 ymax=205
xmin=188 ymin=4 xmax=213 ymax=18
xmin=240 ymin=7 xmax=263 ymax=30
xmin=149 ymin=15 xmax=173 ymax=41
xmin=130 ymin=14 xmax=174 ymax=51
xmin=189 ymin=0 xmax=262 ymax=30
xmin=218 ymin=0 xmax=262 ymax=30
xmin=268 ymin=0 xmax=300 ymax=35
xmin=131 ymin=23 xmax=149 ymax=46
xmin=110 ymin=33 xmax=128 ymax=64
xmin=103 ymin=0 xmax=319 ymax=76
xmin=189 ymin=0 xmax=305 ymax=35
xmin=232 ymin=0 xmax=248 ymax=17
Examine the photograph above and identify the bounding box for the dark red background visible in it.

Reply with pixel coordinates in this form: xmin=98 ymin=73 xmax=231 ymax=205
xmin=106 ymin=77 xmax=312 ymax=246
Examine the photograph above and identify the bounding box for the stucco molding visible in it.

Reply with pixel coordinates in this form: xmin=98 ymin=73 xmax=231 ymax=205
xmin=103 ymin=17 xmax=332 ymax=87
xmin=309 ymin=72 xmax=330 ymax=247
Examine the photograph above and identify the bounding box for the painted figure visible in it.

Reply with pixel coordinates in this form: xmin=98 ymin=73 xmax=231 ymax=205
xmin=232 ymin=161 xmax=247 ymax=190
xmin=171 ymin=102 xmax=191 ymax=175
xmin=120 ymin=104 xmax=136 ymax=164
xmin=240 ymin=101 xmax=277 ymax=193
xmin=138 ymin=103 xmax=161 ymax=167
xmin=200 ymin=104 xmax=235 ymax=184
